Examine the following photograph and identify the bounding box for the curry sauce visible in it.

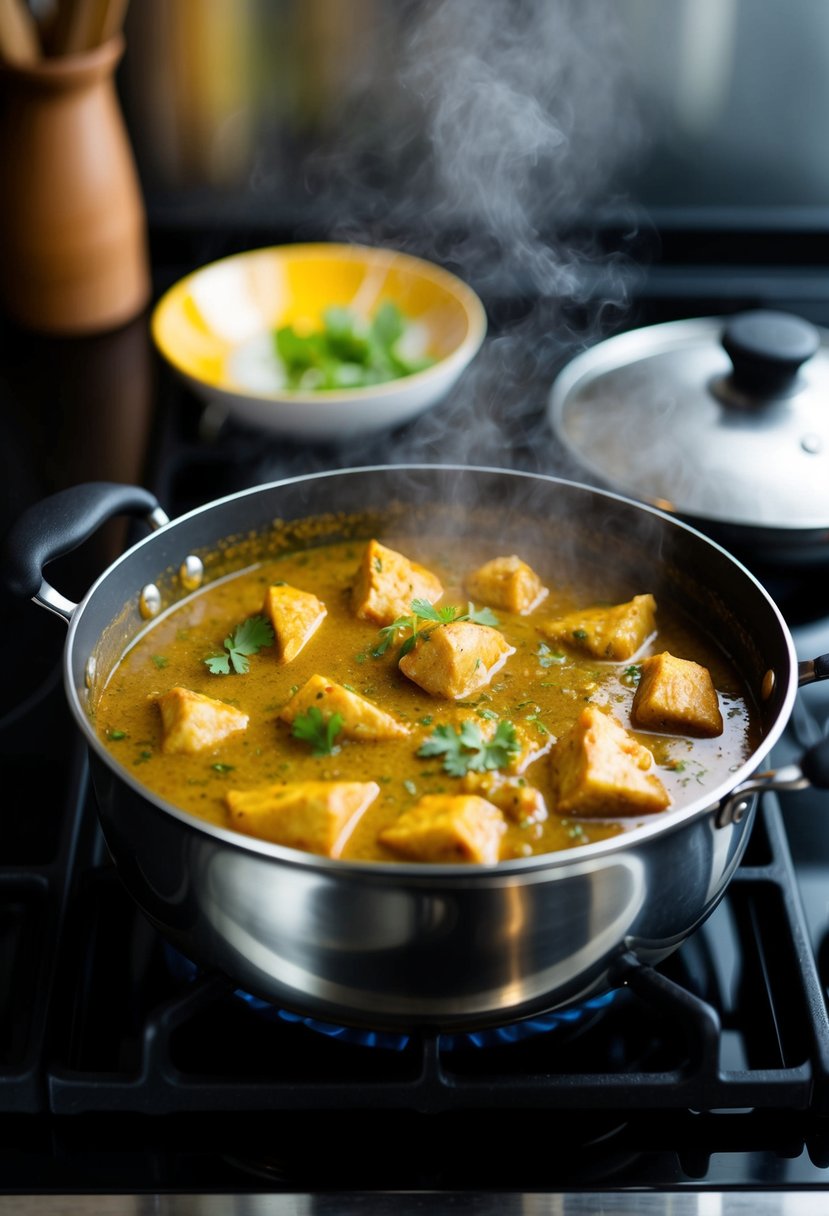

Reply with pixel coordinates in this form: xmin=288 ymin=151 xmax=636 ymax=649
xmin=94 ymin=534 xmax=760 ymax=863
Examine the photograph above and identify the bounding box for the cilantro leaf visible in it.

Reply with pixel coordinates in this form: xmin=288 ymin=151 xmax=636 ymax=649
xmin=410 ymin=598 xmax=458 ymax=623
xmin=204 ymin=614 xmax=274 ymax=675
xmin=291 ymin=706 xmax=344 ymax=756
xmin=409 ymin=598 xmax=498 ymax=627
xmin=417 ymin=719 xmax=520 ymax=777
xmin=536 ymin=642 xmax=565 ymax=668
xmin=417 ymin=723 xmax=467 ymax=774
xmin=373 ymin=599 xmax=500 ymax=661
xmin=372 ymin=613 xmax=413 ymax=658
xmin=465 ymin=602 xmax=499 ymax=626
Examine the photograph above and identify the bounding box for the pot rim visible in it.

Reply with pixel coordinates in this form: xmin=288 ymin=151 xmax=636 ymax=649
xmin=63 ymin=463 xmax=799 ymax=879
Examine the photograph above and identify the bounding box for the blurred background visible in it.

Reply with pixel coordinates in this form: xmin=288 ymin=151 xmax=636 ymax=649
xmin=5 ymin=0 xmax=829 ymax=559
xmin=118 ymin=0 xmax=829 ymax=247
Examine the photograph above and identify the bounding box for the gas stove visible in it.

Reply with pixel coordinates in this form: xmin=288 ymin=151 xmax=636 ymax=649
xmin=3 ymin=228 xmax=829 ymax=1210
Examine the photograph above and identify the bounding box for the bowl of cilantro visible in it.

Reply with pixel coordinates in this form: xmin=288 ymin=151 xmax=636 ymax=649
xmin=151 ymin=242 xmax=487 ymax=441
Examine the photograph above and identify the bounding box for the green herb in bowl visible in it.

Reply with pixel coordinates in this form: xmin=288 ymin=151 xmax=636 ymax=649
xmin=273 ymin=301 xmax=436 ymax=391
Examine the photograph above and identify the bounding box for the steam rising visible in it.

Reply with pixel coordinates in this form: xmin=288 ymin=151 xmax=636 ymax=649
xmin=250 ymin=0 xmax=650 ymax=475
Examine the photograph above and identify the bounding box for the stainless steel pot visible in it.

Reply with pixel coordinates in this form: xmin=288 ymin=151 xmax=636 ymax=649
xmin=5 ymin=465 xmax=829 ymax=1031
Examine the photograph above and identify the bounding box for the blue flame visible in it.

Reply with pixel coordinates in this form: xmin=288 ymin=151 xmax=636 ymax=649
xmin=166 ymin=945 xmax=617 ymax=1052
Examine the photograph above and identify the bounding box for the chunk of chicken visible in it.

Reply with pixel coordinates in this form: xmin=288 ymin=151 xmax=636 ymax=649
xmin=351 ymin=539 xmax=443 ymax=626
xmin=549 ymin=705 xmax=670 ymax=817
xmin=226 ymin=780 xmax=379 ymax=857
xmin=461 ymin=771 xmax=548 ymax=824
xmin=464 ymin=555 xmax=548 ymax=614
xmin=378 ymin=794 xmax=506 ymax=863
xmin=156 ymin=686 xmax=249 ymax=754
xmin=399 ymin=621 xmax=515 ymax=699
xmin=279 ymin=674 xmax=410 ymax=740
xmin=631 ymin=651 xmax=723 ymax=737
xmin=538 ymin=593 xmax=657 ymax=661
xmin=263 ymin=583 xmax=327 ymax=664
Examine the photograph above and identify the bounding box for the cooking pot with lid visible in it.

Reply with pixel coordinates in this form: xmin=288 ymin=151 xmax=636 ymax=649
xmin=548 ymin=309 xmax=829 ymax=567
xmin=5 ymin=465 xmax=829 ymax=1031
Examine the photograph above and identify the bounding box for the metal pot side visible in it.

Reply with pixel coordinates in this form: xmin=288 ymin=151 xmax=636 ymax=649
xmin=89 ymin=746 xmax=754 ymax=1030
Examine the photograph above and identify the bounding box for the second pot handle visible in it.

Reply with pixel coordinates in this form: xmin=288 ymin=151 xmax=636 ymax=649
xmin=715 ymin=654 xmax=829 ymax=825
xmin=2 ymin=482 xmax=169 ymax=621
xmin=717 ymin=736 xmax=829 ymax=827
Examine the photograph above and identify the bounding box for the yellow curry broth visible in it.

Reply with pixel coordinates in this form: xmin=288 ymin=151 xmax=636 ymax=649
xmin=94 ymin=535 xmax=760 ymax=862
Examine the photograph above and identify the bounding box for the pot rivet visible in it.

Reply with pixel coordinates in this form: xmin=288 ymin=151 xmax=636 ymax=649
xmin=139 ymin=583 xmax=162 ymax=619
xmin=180 ymin=555 xmax=204 ymax=592
xmin=732 ymin=799 xmax=750 ymax=824
xmin=801 ymin=433 xmax=823 ymax=455
xmin=716 ymin=796 xmax=751 ymax=828
xmin=761 ymin=669 xmax=776 ymax=701
xmin=85 ymin=656 xmax=96 ymax=688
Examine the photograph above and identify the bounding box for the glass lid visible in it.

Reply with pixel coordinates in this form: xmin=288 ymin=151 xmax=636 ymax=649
xmin=548 ymin=310 xmax=829 ymax=531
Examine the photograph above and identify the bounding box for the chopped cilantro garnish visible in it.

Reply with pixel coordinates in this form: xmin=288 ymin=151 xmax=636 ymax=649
xmin=417 ymin=719 xmax=520 ymax=777
xmin=536 ymin=642 xmax=565 ymax=667
xmin=273 ymin=301 xmax=435 ymax=391
xmin=151 ymin=654 xmax=169 ymax=669
xmin=524 ymin=714 xmax=550 ymax=735
xmin=291 ymin=706 xmax=344 ymax=756
xmin=204 ymin=615 xmax=275 ymax=675
xmin=373 ymin=599 xmax=500 ymax=660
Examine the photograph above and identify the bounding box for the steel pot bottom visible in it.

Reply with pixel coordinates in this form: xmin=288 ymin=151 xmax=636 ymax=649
xmin=14 ymin=466 xmax=804 ymax=1030
xmin=91 ymin=748 xmax=756 ymax=1030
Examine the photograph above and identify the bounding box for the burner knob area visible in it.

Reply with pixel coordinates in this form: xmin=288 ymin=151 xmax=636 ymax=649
xmin=721 ymin=309 xmax=820 ymax=397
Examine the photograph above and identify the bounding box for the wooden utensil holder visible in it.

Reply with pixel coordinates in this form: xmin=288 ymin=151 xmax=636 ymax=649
xmin=0 ymin=34 xmax=150 ymax=334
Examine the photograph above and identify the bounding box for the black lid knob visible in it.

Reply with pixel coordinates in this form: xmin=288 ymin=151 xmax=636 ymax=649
xmin=721 ymin=309 xmax=819 ymax=396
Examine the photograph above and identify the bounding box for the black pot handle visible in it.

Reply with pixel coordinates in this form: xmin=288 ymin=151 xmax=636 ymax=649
xmin=2 ymin=481 xmax=168 ymax=611
xmin=799 ymin=654 xmax=829 ymax=684
xmin=718 ymin=727 xmax=829 ymax=826
xmin=796 ymin=653 xmax=829 ymax=788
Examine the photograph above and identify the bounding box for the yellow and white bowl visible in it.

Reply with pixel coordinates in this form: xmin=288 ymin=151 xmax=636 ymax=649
xmin=150 ymin=242 xmax=487 ymax=441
